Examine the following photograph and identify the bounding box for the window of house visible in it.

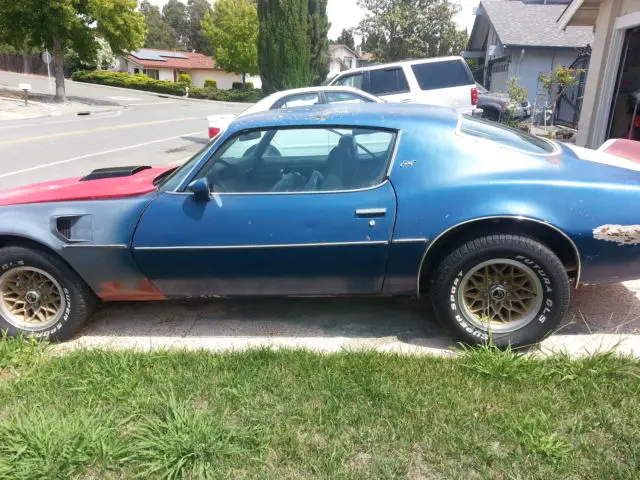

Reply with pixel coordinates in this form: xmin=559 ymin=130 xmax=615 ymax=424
xmin=194 ymin=127 xmax=396 ymax=193
xmin=368 ymin=68 xmax=410 ymax=95
xmin=333 ymin=73 xmax=363 ymax=89
xmin=133 ymin=68 xmax=140 ymax=75
xmin=411 ymin=60 xmax=474 ymax=90
xmin=143 ymin=69 xmax=159 ymax=80
xmin=344 ymin=56 xmax=353 ymax=69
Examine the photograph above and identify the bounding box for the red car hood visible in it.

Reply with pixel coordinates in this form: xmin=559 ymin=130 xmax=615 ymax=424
xmin=0 ymin=165 xmax=175 ymax=207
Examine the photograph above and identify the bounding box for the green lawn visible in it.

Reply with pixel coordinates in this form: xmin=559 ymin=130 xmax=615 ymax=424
xmin=0 ymin=337 xmax=639 ymax=480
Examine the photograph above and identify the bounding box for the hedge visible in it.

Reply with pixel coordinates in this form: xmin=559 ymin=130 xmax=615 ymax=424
xmin=203 ymin=79 xmax=217 ymax=89
xmin=71 ymin=70 xmax=263 ymax=103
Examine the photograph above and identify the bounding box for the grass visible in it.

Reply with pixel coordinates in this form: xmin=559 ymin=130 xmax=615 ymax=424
xmin=0 ymin=339 xmax=639 ymax=479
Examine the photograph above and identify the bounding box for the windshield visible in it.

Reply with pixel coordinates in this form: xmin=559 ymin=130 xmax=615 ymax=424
xmin=157 ymin=135 xmax=221 ymax=191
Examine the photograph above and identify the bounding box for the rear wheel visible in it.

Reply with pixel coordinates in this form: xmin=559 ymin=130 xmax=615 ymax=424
xmin=431 ymin=234 xmax=570 ymax=348
xmin=0 ymin=246 xmax=95 ymax=341
xmin=481 ymin=109 xmax=500 ymax=122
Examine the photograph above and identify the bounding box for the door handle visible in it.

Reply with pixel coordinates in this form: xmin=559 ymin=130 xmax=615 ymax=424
xmin=355 ymin=208 xmax=387 ymax=217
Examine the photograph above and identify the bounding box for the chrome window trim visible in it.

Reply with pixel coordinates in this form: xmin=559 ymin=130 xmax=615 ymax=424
xmin=165 ymin=179 xmax=392 ymax=197
xmin=62 ymin=244 xmax=128 ymax=249
xmin=415 ymin=215 xmax=581 ymax=298
xmin=391 ymin=238 xmax=427 ymax=244
xmin=169 ymin=125 xmax=400 ymax=195
xmin=455 ymin=114 xmax=561 ymax=157
xmin=134 ymin=240 xmax=390 ymax=251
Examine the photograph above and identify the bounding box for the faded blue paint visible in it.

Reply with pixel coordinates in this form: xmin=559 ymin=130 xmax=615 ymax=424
xmin=1 ymin=103 xmax=639 ymax=300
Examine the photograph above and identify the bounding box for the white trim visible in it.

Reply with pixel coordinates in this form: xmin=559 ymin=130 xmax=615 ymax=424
xmin=591 ymin=11 xmax=640 ymax=148
xmin=558 ymin=0 xmax=586 ymax=30
xmin=614 ymin=10 xmax=640 ymax=30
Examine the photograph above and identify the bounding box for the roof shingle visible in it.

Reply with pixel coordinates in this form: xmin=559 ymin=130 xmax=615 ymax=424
xmin=481 ymin=1 xmax=593 ymax=48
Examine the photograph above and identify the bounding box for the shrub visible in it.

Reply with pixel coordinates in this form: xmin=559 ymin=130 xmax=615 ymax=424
xmin=71 ymin=70 xmax=263 ymax=103
xmin=244 ymin=81 xmax=254 ymax=90
xmin=177 ymin=73 xmax=192 ymax=85
xmin=231 ymin=82 xmax=243 ymax=90
xmin=203 ymin=79 xmax=218 ymax=89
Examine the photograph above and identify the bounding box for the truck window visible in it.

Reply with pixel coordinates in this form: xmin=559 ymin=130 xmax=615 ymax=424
xmin=368 ymin=68 xmax=410 ymax=95
xmin=411 ymin=60 xmax=474 ymax=90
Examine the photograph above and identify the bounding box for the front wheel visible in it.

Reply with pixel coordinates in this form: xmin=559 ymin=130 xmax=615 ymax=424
xmin=431 ymin=234 xmax=570 ymax=348
xmin=0 ymin=246 xmax=95 ymax=341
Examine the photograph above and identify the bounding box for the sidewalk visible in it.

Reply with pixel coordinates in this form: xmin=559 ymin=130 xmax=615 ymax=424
xmin=0 ymin=92 xmax=120 ymax=121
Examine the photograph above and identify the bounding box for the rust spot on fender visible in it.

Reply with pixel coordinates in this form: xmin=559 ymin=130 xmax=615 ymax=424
xmin=593 ymin=224 xmax=640 ymax=245
xmin=97 ymin=278 xmax=166 ymax=301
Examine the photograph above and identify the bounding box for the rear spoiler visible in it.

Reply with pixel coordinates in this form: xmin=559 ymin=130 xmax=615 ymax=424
xmin=598 ymin=139 xmax=640 ymax=163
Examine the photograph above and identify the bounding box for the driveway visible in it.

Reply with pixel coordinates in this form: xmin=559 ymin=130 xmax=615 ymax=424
xmin=64 ymin=281 xmax=640 ymax=357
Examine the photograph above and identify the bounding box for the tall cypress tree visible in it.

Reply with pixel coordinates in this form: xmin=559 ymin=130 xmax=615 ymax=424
xmin=258 ymin=0 xmax=311 ymax=94
xmin=308 ymin=0 xmax=329 ymax=85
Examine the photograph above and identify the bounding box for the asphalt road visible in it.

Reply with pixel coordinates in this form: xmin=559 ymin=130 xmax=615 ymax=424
xmin=0 ymin=71 xmax=246 ymax=189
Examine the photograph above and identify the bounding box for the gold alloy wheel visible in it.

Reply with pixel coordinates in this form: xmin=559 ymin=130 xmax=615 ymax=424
xmin=0 ymin=267 xmax=65 ymax=331
xmin=457 ymin=258 xmax=543 ymax=333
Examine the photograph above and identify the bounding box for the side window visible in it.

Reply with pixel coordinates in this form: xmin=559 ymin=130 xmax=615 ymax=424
xmin=325 ymin=92 xmax=373 ymax=104
xmin=195 ymin=127 xmax=396 ymax=193
xmin=278 ymin=93 xmax=321 ymax=109
xmin=410 ymin=60 xmax=474 ymax=90
xmin=333 ymin=73 xmax=363 ymax=89
xmin=368 ymin=68 xmax=409 ymax=95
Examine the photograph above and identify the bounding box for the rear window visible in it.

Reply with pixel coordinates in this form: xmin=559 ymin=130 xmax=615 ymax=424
xmin=411 ymin=60 xmax=474 ymax=90
xmin=460 ymin=116 xmax=556 ymax=154
xmin=333 ymin=73 xmax=363 ymax=89
xmin=368 ymin=68 xmax=410 ymax=95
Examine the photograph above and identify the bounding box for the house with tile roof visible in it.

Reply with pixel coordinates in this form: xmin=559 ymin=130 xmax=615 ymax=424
xmin=464 ymin=0 xmax=593 ymax=109
xmin=118 ymin=48 xmax=261 ymax=89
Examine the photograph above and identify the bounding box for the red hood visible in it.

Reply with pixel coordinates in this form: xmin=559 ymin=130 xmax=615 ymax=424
xmin=0 ymin=165 xmax=176 ymax=207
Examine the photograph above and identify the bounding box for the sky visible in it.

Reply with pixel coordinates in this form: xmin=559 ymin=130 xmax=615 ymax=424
xmin=146 ymin=0 xmax=478 ymax=40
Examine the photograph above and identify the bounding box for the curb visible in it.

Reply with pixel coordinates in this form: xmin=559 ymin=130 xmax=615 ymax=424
xmin=67 ymin=79 xmax=254 ymax=107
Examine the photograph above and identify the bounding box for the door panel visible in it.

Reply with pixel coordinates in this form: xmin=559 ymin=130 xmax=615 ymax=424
xmin=132 ymin=182 xmax=397 ymax=296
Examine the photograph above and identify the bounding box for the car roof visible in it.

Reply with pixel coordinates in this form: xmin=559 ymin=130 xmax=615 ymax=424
xmin=333 ymin=56 xmax=465 ymax=75
xmin=226 ymin=102 xmax=459 ymax=134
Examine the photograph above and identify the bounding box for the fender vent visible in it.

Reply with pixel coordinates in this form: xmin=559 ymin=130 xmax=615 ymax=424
xmin=55 ymin=215 xmax=92 ymax=242
xmin=81 ymin=166 xmax=152 ymax=181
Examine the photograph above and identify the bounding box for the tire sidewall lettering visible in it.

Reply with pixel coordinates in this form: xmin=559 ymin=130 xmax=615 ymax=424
xmin=0 ymin=260 xmax=73 ymax=339
xmin=447 ymin=253 xmax=558 ymax=336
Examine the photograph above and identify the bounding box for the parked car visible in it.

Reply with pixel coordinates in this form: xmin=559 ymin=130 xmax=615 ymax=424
xmin=328 ymin=56 xmax=482 ymax=115
xmin=475 ymin=83 xmax=532 ymax=122
xmin=2 ymin=103 xmax=640 ymax=347
xmin=207 ymin=86 xmax=383 ymax=139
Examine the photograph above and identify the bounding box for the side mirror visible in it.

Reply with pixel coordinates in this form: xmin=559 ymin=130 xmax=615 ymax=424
xmin=186 ymin=177 xmax=211 ymax=201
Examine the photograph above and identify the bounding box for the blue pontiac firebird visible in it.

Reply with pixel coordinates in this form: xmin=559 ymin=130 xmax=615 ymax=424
xmin=1 ymin=103 xmax=640 ymax=347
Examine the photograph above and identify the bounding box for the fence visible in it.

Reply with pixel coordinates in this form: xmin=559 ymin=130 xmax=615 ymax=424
xmin=0 ymin=52 xmax=50 ymax=76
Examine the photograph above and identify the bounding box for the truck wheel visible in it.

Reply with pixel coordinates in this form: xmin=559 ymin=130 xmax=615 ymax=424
xmin=482 ymin=109 xmax=500 ymax=122
xmin=0 ymin=246 xmax=95 ymax=341
xmin=431 ymin=234 xmax=570 ymax=348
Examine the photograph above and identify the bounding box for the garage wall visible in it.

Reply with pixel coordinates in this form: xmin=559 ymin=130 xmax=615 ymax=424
xmin=158 ymin=69 xmax=174 ymax=82
xmin=621 ymin=0 xmax=640 ymax=15
xmin=503 ymin=49 xmax=580 ymax=105
xmin=189 ymin=70 xmax=241 ymax=89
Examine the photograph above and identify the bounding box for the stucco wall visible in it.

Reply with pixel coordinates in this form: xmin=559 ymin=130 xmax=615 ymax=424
xmin=157 ymin=69 xmax=173 ymax=81
xmin=621 ymin=0 xmax=640 ymax=15
xmin=189 ymin=70 xmax=244 ymax=89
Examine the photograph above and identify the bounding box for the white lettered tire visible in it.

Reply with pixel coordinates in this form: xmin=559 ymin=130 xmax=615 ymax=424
xmin=0 ymin=246 xmax=95 ymax=341
xmin=431 ymin=234 xmax=571 ymax=348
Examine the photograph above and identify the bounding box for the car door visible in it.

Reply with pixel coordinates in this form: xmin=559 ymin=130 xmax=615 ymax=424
xmin=131 ymin=126 xmax=398 ymax=297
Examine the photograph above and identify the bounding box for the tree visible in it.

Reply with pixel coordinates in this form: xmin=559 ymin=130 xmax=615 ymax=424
xmin=539 ymin=65 xmax=585 ymax=123
xmin=335 ymin=28 xmax=355 ymax=50
xmin=308 ymin=0 xmax=330 ymax=85
xmin=0 ymin=0 xmax=144 ymax=102
xmin=186 ymin=0 xmax=214 ymax=55
xmin=140 ymin=0 xmax=180 ymax=50
xmin=258 ymin=0 xmax=311 ymax=93
xmin=357 ymin=0 xmax=467 ymax=62
xmin=202 ymin=0 xmax=259 ymax=84
xmin=163 ymin=0 xmax=189 ymax=49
